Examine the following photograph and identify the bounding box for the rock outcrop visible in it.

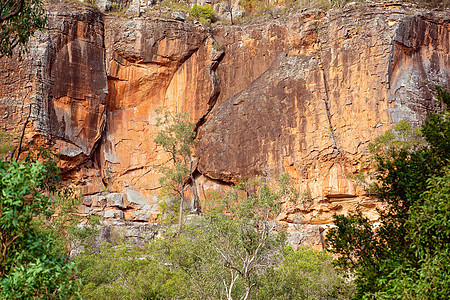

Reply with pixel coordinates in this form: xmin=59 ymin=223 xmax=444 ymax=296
xmin=197 ymin=5 xmax=450 ymax=231
xmin=0 ymin=4 xmax=107 ymax=171
xmin=1 ymin=2 xmax=449 ymax=248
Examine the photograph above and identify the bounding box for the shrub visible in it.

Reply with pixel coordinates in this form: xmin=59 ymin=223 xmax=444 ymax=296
xmin=189 ymin=4 xmax=216 ymax=24
xmin=326 ymin=87 xmax=450 ymax=298
xmin=0 ymin=153 xmax=82 ymax=298
xmin=77 ymin=176 xmax=351 ymax=299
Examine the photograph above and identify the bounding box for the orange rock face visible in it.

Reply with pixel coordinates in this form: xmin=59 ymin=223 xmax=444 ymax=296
xmin=196 ymin=5 xmax=449 ymax=229
xmin=0 ymin=3 xmax=449 ymax=247
xmin=97 ymin=17 xmax=224 ymax=201
xmin=0 ymin=4 xmax=107 ymax=171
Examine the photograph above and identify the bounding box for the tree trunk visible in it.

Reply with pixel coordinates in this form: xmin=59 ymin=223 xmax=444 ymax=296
xmin=190 ymin=159 xmax=201 ymax=214
xmin=229 ymin=0 xmax=234 ymax=25
xmin=137 ymin=0 xmax=141 ymax=17
xmin=177 ymin=183 xmax=184 ymax=237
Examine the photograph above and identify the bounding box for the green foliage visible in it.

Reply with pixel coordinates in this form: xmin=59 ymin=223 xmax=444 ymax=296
xmin=33 ymin=186 xmax=98 ymax=259
xmin=154 ymin=109 xmax=196 ymax=194
xmin=109 ymin=1 xmax=127 ymax=13
xmin=163 ymin=0 xmax=190 ymax=12
xmin=0 ymin=153 xmax=82 ymax=298
xmin=373 ymin=168 xmax=450 ymax=299
xmin=154 ymin=109 xmax=200 ymax=231
xmin=152 ymin=179 xmax=286 ymax=299
xmin=189 ymin=4 xmax=216 ymax=24
xmin=258 ymin=246 xmax=354 ymax=299
xmin=369 ymin=120 xmax=424 ymax=155
xmin=77 ymin=241 xmax=187 ymax=299
xmin=0 ymin=0 xmax=46 ymax=58
xmin=326 ymin=87 xmax=450 ymax=299
xmin=77 ymin=177 xmax=350 ymax=299
xmin=149 ymin=177 xmax=349 ymax=299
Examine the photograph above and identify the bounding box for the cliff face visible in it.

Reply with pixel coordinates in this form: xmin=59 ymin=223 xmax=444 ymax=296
xmin=1 ymin=3 xmax=449 ymax=248
xmin=197 ymin=6 xmax=450 ymax=228
xmin=0 ymin=4 xmax=107 ymax=171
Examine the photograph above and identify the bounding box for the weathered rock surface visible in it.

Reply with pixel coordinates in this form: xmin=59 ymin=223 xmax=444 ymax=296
xmin=1 ymin=2 xmax=449 ymax=248
xmin=97 ymin=16 xmax=223 ymax=201
xmin=0 ymin=4 xmax=107 ymax=170
xmin=197 ymin=5 xmax=449 ymax=229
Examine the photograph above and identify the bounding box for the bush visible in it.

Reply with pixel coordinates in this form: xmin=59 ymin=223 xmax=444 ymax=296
xmin=77 ymin=241 xmax=187 ymax=299
xmin=189 ymin=4 xmax=216 ymax=24
xmin=258 ymin=246 xmax=354 ymax=299
xmin=78 ymin=177 xmax=351 ymax=299
xmin=0 ymin=153 xmax=82 ymax=298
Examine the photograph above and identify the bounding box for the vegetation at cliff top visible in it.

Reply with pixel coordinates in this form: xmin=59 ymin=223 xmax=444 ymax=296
xmin=140 ymin=0 xmax=450 ymax=26
xmin=326 ymin=86 xmax=450 ymax=299
xmin=189 ymin=4 xmax=217 ymax=24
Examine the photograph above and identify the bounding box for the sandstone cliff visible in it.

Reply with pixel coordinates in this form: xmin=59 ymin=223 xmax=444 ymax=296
xmin=1 ymin=2 xmax=448 ymax=248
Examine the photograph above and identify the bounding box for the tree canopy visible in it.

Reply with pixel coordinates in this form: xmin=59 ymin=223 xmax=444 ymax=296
xmin=0 ymin=0 xmax=46 ymax=58
xmin=0 ymin=149 xmax=82 ymax=298
xmin=326 ymin=87 xmax=450 ymax=299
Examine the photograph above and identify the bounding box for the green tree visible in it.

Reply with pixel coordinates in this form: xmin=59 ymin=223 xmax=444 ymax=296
xmin=326 ymin=87 xmax=450 ymax=299
xmin=154 ymin=109 xmax=200 ymax=236
xmin=149 ymin=177 xmax=347 ymax=300
xmin=0 ymin=0 xmax=46 ymax=58
xmin=0 ymin=151 xmax=82 ymax=298
xmin=76 ymin=176 xmax=351 ymax=299
xmin=77 ymin=241 xmax=187 ymax=300
xmin=258 ymin=246 xmax=353 ymax=299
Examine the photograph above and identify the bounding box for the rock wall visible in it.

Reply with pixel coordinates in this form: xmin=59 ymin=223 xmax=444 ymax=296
xmin=0 ymin=4 xmax=107 ymax=171
xmin=1 ymin=2 xmax=449 ymax=248
xmin=197 ymin=6 xmax=450 ymax=231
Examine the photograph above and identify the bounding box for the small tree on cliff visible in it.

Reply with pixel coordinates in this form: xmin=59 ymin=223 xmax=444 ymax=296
xmin=154 ymin=109 xmax=200 ymax=236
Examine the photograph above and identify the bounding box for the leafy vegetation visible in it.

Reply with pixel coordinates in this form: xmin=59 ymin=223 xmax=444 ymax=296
xmin=0 ymin=131 xmax=14 ymax=159
xmin=154 ymin=109 xmax=200 ymax=235
xmin=77 ymin=176 xmax=351 ymax=299
xmin=0 ymin=149 xmax=82 ymax=298
xmin=0 ymin=0 xmax=46 ymax=58
xmin=78 ymin=241 xmax=187 ymax=299
xmin=189 ymin=4 xmax=216 ymax=24
xmin=326 ymin=87 xmax=450 ymax=299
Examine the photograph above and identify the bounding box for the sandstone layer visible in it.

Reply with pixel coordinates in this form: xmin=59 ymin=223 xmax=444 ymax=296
xmin=0 ymin=4 xmax=107 ymax=170
xmin=0 ymin=3 xmax=449 ymax=249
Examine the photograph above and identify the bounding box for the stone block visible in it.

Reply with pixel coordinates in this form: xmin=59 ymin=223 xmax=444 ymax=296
xmin=92 ymin=195 xmax=107 ymax=208
xmin=172 ymin=11 xmax=186 ymax=22
xmin=78 ymin=204 xmax=91 ymax=214
xmin=106 ymin=193 xmax=125 ymax=208
xmin=103 ymin=209 xmax=124 ymax=219
xmin=123 ymin=210 xmax=150 ymax=222
xmin=81 ymin=196 xmax=93 ymax=206
xmin=134 ymin=211 xmax=150 ymax=222
xmin=124 ymin=187 xmax=149 ymax=209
